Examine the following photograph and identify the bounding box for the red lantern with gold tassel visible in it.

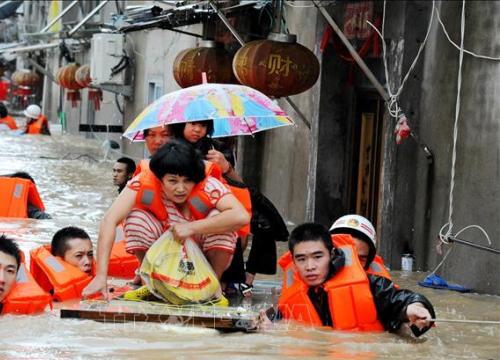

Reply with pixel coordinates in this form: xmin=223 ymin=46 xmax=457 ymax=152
xmin=75 ymin=64 xmax=102 ymax=111
xmin=57 ymin=63 xmax=84 ymax=107
xmin=232 ymin=33 xmax=320 ymax=97
xmin=173 ymin=40 xmax=237 ymax=88
xmin=11 ymin=69 xmax=40 ymax=96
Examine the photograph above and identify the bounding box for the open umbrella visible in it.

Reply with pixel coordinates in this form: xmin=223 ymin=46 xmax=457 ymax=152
xmin=123 ymin=83 xmax=294 ymax=141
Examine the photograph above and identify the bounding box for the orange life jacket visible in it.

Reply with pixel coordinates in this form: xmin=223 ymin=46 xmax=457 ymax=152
xmin=26 ymin=115 xmax=48 ymax=134
xmin=219 ymin=178 xmax=252 ymax=238
xmin=279 ymin=234 xmax=355 ymax=293
xmin=1 ymin=253 xmax=52 ymax=315
xmin=0 ymin=115 xmax=18 ymax=130
xmin=332 ymin=234 xmax=393 ymax=280
xmin=278 ymin=242 xmax=384 ymax=332
xmin=29 ymin=245 xmax=94 ymax=301
xmin=135 ymin=160 xmax=252 ymax=236
xmin=367 ymin=255 xmax=392 ymax=280
xmin=108 ymin=223 xmax=139 ymax=278
xmin=132 ymin=159 xmax=147 ymax=177
xmin=0 ymin=177 xmax=45 ymax=218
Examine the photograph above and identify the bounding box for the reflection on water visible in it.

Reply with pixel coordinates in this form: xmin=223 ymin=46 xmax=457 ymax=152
xmin=0 ymin=132 xmax=499 ymax=359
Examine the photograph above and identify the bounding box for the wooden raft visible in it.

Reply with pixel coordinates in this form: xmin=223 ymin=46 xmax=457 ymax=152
xmin=60 ymin=299 xmax=259 ymax=332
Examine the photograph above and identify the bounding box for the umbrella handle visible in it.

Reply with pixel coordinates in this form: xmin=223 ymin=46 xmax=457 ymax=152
xmin=207 ymin=135 xmax=215 ymax=150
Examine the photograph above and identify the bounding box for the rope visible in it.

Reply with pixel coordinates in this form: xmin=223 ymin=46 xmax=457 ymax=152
xmin=434 ymin=2 xmax=500 ymax=61
xmin=430 ymin=318 xmax=500 ymax=325
xmin=443 ymin=0 xmax=466 ymax=239
xmin=367 ymin=0 xmax=435 ymax=119
xmin=432 ymin=1 xmax=493 ymax=276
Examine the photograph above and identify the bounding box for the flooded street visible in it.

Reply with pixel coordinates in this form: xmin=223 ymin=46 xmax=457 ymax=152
xmin=0 ymin=132 xmax=499 ymax=360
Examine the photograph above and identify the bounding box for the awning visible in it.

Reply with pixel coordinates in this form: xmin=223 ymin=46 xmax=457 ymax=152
xmin=0 ymin=1 xmax=23 ymax=20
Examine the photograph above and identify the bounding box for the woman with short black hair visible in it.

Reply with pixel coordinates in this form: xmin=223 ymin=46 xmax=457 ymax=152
xmin=82 ymin=139 xmax=249 ymax=299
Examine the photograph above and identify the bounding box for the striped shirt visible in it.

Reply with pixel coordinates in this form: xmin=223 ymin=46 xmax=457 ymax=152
xmin=124 ymin=174 xmax=236 ymax=254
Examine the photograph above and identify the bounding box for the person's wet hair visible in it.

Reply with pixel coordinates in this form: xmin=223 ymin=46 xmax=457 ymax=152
xmin=7 ymin=172 xmax=35 ymax=183
xmin=0 ymin=103 xmax=8 ymax=118
xmin=170 ymin=120 xmax=214 ymax=139
xmin=149 ymin=139 xmax=205 ymax=183
xmin=51 ymin=227 xmax=91 ymax=258
xmin=116 ymin=157 xmax=136 ymax=175
xmin=0 ymin=234 xmax=21 ymax=270
xmin=289 ymin=223 xmax=333 ymax=255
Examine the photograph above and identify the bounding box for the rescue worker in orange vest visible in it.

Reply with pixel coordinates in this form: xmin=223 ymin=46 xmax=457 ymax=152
xmin=122 ymin=126 xmax=170 ymax=284
xmin=329 ymin=214 xmax=392 ymax=279
xmin=23 ymin=104 xmax=50 ymax=135
xmin=1 ymin=172 xmax=51 ymax=219
xmin=30 ymin=227 xmax=94 ymax=302
xmin=144 ymin=126 xmax=171 ymax=157
xmin=1 ymin=235 xmax=52 ymax=314
xmin=51 ymin=227 xmax=94 ymax=275
xmin=0 ymin=235 xmax=20 ymax=313
xmin=0 ymin=103 xmax=18 ymax=130
xmin=82 ymin=140 xmax=250 ymax=299
xmin=259 ymin=223 xmax=435 ymax=336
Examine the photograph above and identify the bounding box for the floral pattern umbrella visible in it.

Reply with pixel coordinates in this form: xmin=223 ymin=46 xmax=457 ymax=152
xmin=123 ymin=83 xmax=294 ymax=140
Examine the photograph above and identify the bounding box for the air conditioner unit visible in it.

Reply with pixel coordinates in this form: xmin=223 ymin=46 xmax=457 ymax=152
xmin=90 ymin=33 xmax=126 ymax=85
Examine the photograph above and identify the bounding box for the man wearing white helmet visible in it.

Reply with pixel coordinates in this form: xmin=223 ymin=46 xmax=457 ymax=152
xmin=24 ymin=104 xmax=50 ymax=135
xmin=329 ymin=214 xmax=377 ymax=268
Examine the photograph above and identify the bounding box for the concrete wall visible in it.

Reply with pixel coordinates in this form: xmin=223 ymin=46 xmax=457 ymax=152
xmin=121 ymin=25 xmax=202 ymax=159
xmin=39 ymin=0 xmax=124 ymax=142
xmin=413 ymin=1 xmax=500 ymax=293
xmin=239 ymin=5 xmax=321 ymax=227
xmin=378 ymin=1 xmax=431 ymax=269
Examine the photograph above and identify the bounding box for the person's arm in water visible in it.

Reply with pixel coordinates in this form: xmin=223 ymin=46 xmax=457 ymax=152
xmin=82 ymin=187 xmax=136 ymax=298
xmin=41 ymin=123 xmax=51 ymax=135
xmin=27 ymin=204 xmax=51 ymax=219
xmin=171 ymin=192 xmax=250 ymax=242
xmin=368 ymin=274 xmax=435 ymax=336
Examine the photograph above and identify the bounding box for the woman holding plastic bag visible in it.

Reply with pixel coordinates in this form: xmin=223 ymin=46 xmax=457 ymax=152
xmin=82 ymin=140 xmax=250 ymax=303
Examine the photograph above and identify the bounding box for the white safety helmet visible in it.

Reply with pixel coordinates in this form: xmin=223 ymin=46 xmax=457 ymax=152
xmin=329 ymin=214 xmax=377 ymax=268
xmin=24 ymin=104 xmax=41 ymax=119
xmin=329 ymin=214 xmax=376 ymax=248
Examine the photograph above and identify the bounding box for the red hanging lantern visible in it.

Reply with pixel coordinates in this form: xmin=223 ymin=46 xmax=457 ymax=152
xmin=11 ymin=69 xmax=40 ymax=87
xmin=57 ymin=63 xmax=84 ymax=107
xmin=232 ymin=33 xmax=320 ymax=97
xmin=11 ymin=69 xmax=40 ymax=97
xmin=75 ymin=64 xmax=102 ymax=111
xmin=173 ymin=41 xmax=237 ymax=88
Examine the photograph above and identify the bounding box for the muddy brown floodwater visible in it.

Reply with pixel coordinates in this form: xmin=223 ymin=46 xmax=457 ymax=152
xmin=0 ymin=131 xmax=498 ymax=359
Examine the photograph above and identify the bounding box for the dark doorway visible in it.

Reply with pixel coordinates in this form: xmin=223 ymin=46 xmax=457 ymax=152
xmin=350 ymin=91 xmax=384 ymax=225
